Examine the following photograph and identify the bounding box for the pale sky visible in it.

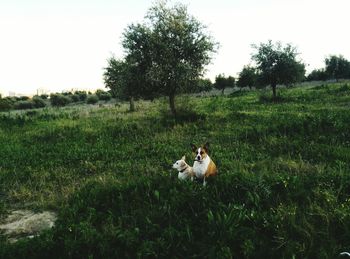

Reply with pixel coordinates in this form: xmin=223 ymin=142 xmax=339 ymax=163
xmin=0 ymin=0 xmax=349 ymax=96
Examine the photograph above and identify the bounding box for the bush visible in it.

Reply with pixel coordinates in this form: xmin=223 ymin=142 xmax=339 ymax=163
xmin=18 ymin=96 xmax=30 ymax=101
xmin=97 ymin=92 xmax=112 ymax=101
xmin=86 ymin=95 xmax=99 ymax=104
xmin=71 ymin=94 xmax=80 ymax=103
xmin=32 ymin=96 xmax=47 ymax=108
xmin=95 ymin=90 xmax=111 ymax=101
xmin=62 ymin=91 xmax=73 ymax=96
xmin=0 ymin=97 xmax=15 ymax=111
xmin=15 ymin=100 xmax=34 ymax=110
xmin=50 ymin=94 xmax=71 ymax=107
xmin=74 ymin=91 xmax=87 ymax=101
xmin=40 ymin=94 xmax=49 ymax=99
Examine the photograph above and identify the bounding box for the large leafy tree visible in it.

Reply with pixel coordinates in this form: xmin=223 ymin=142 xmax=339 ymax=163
xmin=122 ymin=1 xmax=217 ymax=115
xmin=251 ymin=40 xmax=305 ymax=98
xmin=237 ymin=65 xmax=257 ymax=89
xmin=325 ymin=55 xmax=350 ymax=81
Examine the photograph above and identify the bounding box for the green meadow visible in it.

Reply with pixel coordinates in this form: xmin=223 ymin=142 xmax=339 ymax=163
xmin=1 ymin=82 xmax=350 ymax=258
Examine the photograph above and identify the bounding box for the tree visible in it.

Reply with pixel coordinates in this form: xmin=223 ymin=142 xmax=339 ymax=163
xmin=306 ymin=68 xmax=328 ymax=81
xmin=50 ymin=94 xmax=71 ymax=107
xmin=121 ymin=1 xmax=217 ymax=116
xmin=195 ymin=78 xmax=212 ymax=93
xmin=103 ymin=57 xmax=138 ymax=111
xmin=325 ymin=55 xmax=350 ymax=81
xmin=214 ymin=74 xmax=235 ymax=95
xmin=237 ymin=66 xmax=257 ymax=89
xmin=251 ymin=40 xmax=305 ymax=98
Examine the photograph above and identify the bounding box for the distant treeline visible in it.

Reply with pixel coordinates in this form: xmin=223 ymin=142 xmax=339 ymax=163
xmin=306 ymin=55 xmax=350 ymax=81
xmin=0 ymin=90 xmax=113 ymax=111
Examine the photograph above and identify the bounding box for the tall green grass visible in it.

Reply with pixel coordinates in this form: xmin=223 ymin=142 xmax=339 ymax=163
xmin=1 ymin=83 xmax=350 ymax=258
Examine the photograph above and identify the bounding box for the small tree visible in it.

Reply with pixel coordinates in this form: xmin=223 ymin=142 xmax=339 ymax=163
xmin=74 ymin=91 xmax=87 ymax=101
xmin=251 ymin=40 xmax=305 ymax=98
xmin=121 ymin=2 xmax=217 ymax=115
xmin=32 ymin=96 xmax=47 ymax=108
xmin=104 ymin=57 xmax=140 ymax=111
xmin=87 ymin=95 xmax=99 ymax=104
xmin=306 ymin=68 xmax=328 ymax=81
xmin=196 ymin=78 xmax=212 ymax=93
xmin=214 ymin=74 xmax=235 ymax=94
xmin=325 ymin=55 xmax=350 ymax=81
xmin=237 ymin=66 xmax=257 ymax=89
xmin=96 ymin=89 xmax=112 ymax=101
xmin=0 ymin=97 xmax=14 ymax=111
xmin=50 ymin=94 xmax=71 ymax=107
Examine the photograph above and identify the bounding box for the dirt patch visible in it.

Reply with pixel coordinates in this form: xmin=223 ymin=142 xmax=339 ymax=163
xmin=0 ymin=210 xmax=57 ymax=243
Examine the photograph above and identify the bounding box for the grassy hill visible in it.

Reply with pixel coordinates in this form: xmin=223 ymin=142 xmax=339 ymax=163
xmin=1 ymin=83 xmax=350 ymax=258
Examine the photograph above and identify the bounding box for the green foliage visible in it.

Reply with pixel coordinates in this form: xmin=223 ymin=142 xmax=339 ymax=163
xmin=72 ymin=91 xmax=87 ymax=101
xmin=306 ymin=68 xmax=328 ymax=81
xmin=69 ymin=94 xmax=79 ymax=103
xmin=40 ymin=94 xmax=49 ymax=100
xmin=214 ymin=74 xmax=235 ymax=94
xmin=0 ymin=97 xmax=15 ymax=111
xmin=1 ymin=82 xmax=350 ymax=258
xmin=237 ymin=65 xmax=257 ymax=88
xmin=14 ymin=100 xmax=34 ymax=110
xmin=104 ymin=58 xmax=134 ymax=101
xmin=252 ymin=40 xmax=305 ymax=97
xmin=196 ymin=78 xmax=213 ymax=92
xmin=95 ymin=90 xmax=112 ymax=101
xmin=32 ymin=97 xmax=47 ymax=108
xmin=86 ymin=95 xmax=99 ymax=104
xmin=184 ymin=78 xmax=212 ymax=93
xmin=18 ymin=96 xmax=30 ymax=101
xmin=50 ymin=94 xmax=72 ymax=107
xmin=120 ymin=1 xmax=217 ymax=115
xmin=325 ymin=55 xmax=350 ymax=81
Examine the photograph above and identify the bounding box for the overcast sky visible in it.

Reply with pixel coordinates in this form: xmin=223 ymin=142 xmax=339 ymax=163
xmin=0 ymin=0 xmax=349 ymax=96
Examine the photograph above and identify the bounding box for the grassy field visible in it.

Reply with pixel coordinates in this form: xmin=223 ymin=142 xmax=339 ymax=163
xmin=1 ymin=82 xmax=350 ymax=258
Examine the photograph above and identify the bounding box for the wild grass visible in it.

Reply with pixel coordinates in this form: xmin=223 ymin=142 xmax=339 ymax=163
xmin=0 ymin=82 xmax=350 ymax=258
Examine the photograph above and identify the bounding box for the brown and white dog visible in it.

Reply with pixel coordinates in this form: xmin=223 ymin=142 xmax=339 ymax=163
xmin=172 ymin=156 xmax=195 ymax=181
xmin=191 ymin=142 xmax=218 ymax=186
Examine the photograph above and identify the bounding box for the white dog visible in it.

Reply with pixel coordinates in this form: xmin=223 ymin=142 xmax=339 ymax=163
xmin=172 ymin=156 xmax=194 ymax=181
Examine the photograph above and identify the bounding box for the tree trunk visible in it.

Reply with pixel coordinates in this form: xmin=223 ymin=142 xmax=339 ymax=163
xmin=221 ymin=88 xmax=225 ymax=95
xmin=272 ymin=83 xmax=277 ymax=99
xmin=169 ymin=94 xmax=176 ymax=116
xmin=129 ymin=96 xmax=135 ymax=112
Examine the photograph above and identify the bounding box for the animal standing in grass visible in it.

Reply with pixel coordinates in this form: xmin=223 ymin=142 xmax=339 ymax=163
xmin=191 ymin=142 xmax=218 ymax=186
xmin=172 ymin=156 xmax=195 ymax=181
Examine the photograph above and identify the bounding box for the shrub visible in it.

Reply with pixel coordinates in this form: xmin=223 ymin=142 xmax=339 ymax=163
xmin=97 ymin=92 xmax=112 ymax=101
xmin=15 ymin=100 xmax=34 ymax=110
xmin=95 ymin=90 xmax=111 ymax=101
xmin=40 ymin=94 xmax=49 ymax=99
xmin=32 ymin=96 xmax=47 ymax=108
xmin=71 ymin=94 xmax=80 ymax=102
xmin=18 ymin=96 xmax=30 ymax=101
xmin=86 ymin=95 xmax=99 ymax=104
xmin=50 ymin=94 xmax=71 ymax=107
xmin=0 ymin=97 xmax=15 ymax=111
xmin=74 ymin=91 xmax=87 ymax=101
